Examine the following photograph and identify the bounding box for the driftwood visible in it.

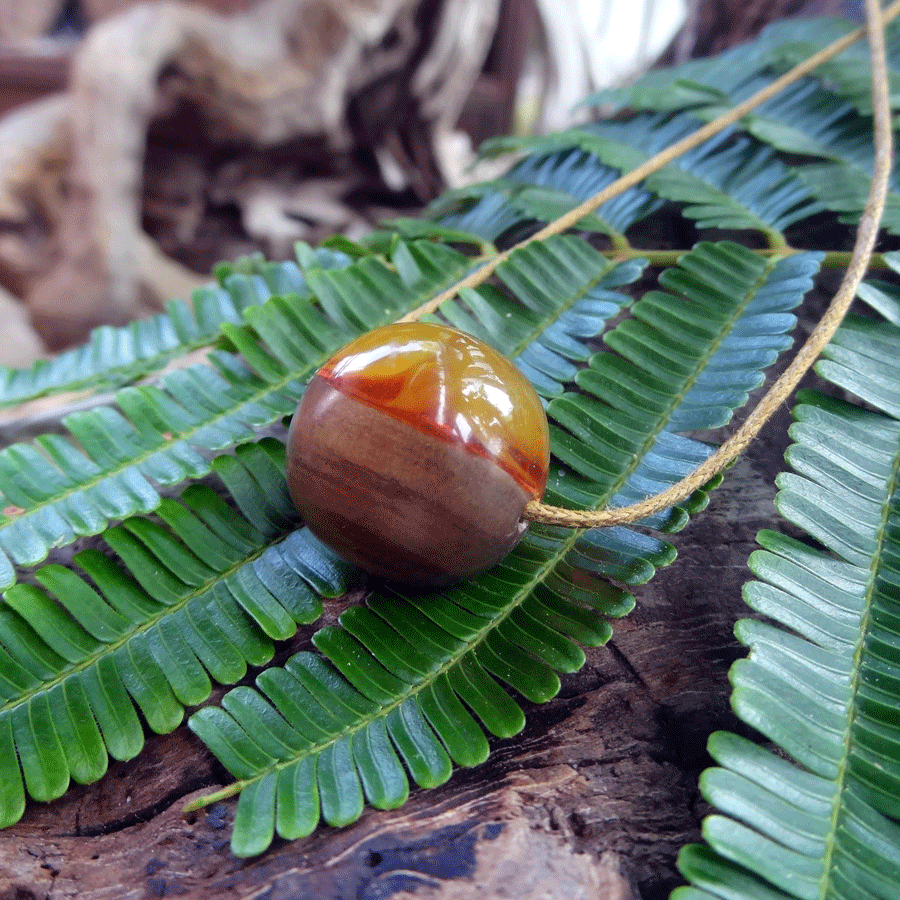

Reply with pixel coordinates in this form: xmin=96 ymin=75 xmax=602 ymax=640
xmin=0 ymin=0 xmax=501 ymax=350
xmin=0 ymin=326 xmax=805 ymax=898
xmin=0 ymin=285 xmax=46 ymax=367
xmin=0 ymin=0 xmax=862 ymax=359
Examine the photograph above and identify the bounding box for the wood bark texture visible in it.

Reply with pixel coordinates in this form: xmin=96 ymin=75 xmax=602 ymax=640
xmin=0 ymin=0 xmax=501 ymax=351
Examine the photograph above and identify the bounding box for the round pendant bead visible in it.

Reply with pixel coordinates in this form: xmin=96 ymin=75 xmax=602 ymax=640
xmin=287 ymin=323 xmax=550 ymax=586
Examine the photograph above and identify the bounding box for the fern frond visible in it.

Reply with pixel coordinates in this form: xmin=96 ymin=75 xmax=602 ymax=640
xmin=482 ymin=113 xmax=820 ymax=240
xmin=816 ymin=315 xmax=900 ymax=418
xmin=676 ymin=308 xmax=900 ymax=899
xmin=589 ymin=16 xmax=900 ymax=118
xmin=0 ymin=236 xmax=651 ymax=821
xmin=592 ymin=62 xmax=900 ymax=239
xmin=577 ymin=12 xmax=900 ymax=239
xmin=857 ymin=250 xmax=900 ymax=324
xmin=0 ymin=438 xmax=353 ymax=823
xmin=188 ymin=240 xmax=822 ymax=855
xmin=592 ymin=114 xmax=820 ymax=236
xmin=431 ymin=150 xmax=660 ymax=242
xmin=188 ymin=524 xmax=617 ymax=857
xmin=735 ymin=78 xmax=900 ymax=234
xmin=761 ymin=15 xmax=900 ymax=115
xmin=585 ymin=39 xmax=772 ymax=114
xmin=0 ymin=248 xmax=351 ymax=410
xmin=552 ymin=244 xmax=822 ymax=525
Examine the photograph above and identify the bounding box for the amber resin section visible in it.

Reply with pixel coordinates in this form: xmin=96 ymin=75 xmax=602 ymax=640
xmin=317 ymin=323 xmax=550 ymax=499
xmin=287 ymin=323 xmax=551 ymax=586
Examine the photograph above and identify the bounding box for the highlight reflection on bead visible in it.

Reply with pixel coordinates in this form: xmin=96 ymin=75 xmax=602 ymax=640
xmin=287 ymin=323 xmax=550 ymax=586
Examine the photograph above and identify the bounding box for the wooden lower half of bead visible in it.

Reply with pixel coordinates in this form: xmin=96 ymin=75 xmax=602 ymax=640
xmin=287 ymin=375 xmax=533 ymax=587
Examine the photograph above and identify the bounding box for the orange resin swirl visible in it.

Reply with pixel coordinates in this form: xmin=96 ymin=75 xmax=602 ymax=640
xmin=317 ymin=323 xmax=550 ymax=499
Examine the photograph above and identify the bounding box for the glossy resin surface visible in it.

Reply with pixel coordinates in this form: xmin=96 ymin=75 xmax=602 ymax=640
xmin=287 ymin=323 xmax=550 ymax=586
xmin=318 ymin=323 xmax=549 ymax=499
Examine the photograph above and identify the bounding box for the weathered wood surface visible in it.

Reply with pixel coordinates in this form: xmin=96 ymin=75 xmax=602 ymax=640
xmin=0 ymin=0 xmax=503 ymax=353
xmin=0 ymin=411 xmax=790 ymax=899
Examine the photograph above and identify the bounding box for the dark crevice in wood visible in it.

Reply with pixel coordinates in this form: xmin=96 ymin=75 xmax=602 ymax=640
xmin=59 ymin=775 xmax=219 ymax=838
xmin=605 ymin=639 xmax=654 ymax=698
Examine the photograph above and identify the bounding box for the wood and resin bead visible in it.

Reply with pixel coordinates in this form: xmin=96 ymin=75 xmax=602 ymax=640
xmin=287 ymin=322 xmax=550 ymax=586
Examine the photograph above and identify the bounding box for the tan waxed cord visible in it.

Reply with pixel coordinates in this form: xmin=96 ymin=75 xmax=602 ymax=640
xmin=405 ymin=0 xmax=896 ymax=530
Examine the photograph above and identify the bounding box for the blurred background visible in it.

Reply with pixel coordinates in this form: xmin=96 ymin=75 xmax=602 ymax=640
xmin=0 ymin=0 xmax=861 ymax=363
